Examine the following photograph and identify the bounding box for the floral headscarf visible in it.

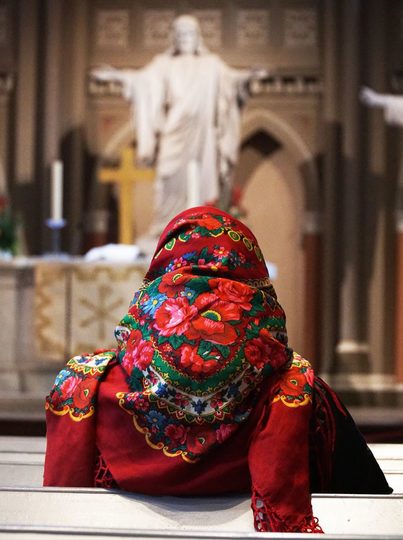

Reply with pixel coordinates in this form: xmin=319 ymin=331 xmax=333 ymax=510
xmin=114 ymin=207 xmax=292 ymax=463
xmin=45 ymin=207 xmax=323 ymax=533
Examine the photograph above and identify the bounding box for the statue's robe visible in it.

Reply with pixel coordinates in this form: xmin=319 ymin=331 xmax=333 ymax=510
xmin=105 ymin=53 xmax=249 ymax=237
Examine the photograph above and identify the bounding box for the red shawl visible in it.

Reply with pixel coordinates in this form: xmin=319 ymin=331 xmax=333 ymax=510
xmin=44 ymin=207 xmax=323 ymax=533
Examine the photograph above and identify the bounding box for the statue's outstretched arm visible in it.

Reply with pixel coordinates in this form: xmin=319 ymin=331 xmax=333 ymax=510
xmin=227 ymin=65 xmax=270 ymax=86
xmin=360 ymin=86 xmax=403 ymax=126
xmin=248 ymin=67 xmax=271 ymax=82
xmin=360 ymin=86 xmax=394 ymax=108
xmin=91 ymin=65 xmax=138 ymax=93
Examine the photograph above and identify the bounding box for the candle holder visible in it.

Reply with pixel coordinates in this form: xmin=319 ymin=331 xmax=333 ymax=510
xmin=44 ymin=218 xmax=69 ymax=259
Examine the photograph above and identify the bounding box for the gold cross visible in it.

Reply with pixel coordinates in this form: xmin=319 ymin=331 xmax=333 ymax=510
xmin=98 ymin=147 xmax=154 ymax=244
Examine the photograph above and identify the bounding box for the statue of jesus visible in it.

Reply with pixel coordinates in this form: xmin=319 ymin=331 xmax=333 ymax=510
xmin=93 ymin=15 xmax=267 ymax=244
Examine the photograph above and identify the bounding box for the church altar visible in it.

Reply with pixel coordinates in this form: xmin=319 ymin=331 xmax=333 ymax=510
xmin=0 ymin=258 xmax=146 ymax=419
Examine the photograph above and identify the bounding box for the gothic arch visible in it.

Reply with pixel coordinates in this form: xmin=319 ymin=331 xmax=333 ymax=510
xmin=240 ymin=107 xmax=321 ymax=364
xmin=241 ymin=108 xmax=320 ymax=213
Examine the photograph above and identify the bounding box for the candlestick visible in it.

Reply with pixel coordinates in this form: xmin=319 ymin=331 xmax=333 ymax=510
xmin=187 ymin=160 xmax=201 ymax=208
xmin=50 ymin=160 xmax=63 ymax=221
xmin=44 ymin=217 xmax=68 ymax=259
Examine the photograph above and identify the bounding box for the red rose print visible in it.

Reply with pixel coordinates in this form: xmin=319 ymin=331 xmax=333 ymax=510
xmin=73 ymin=378 xmax=97 ymax=408
xmin=186 ymin=294 xmax=241 ymax=345
xmin=304 ymin=365 xmax=315 ymax=387
xmin=122 ymin=354 xmax=135 ymax=373
xmin=203 ymin=359 xmax=219 ymax=375
xmin=159 ymin=272 xmax=192 ymax=297
xmin=180 ymin=345 xmax=220 ymax=376
xmin=192 ymin=216 xmax=222 ymax=230
xmin=244 ymin=338 xmax=267 ymax=369
xmin=123 ymin=329 xmax=154 ymax=371
xmin=60 ymin=376 xmax=79 ymax=397
xmin=216 ymin=423 xmax=236 ymax=443
xmin=187 ymin=426 xmax=216 ymax=454
xmin=127 ymin=329 xmax=142 ymax=348
xmin=187 ymin=304 xmax=239 ymax=344
xmin=154 ymin=297 xmax=198 ymax=336
xmin=50 ymin=389 xmax=64 ymax=406
xmin=259 ymin=328 xmax=286 ymax=369
xmin=134 ymin=340 xmax=154 ymax=370
xmin=193 ymin=292 xmax=218 ymax=310
xmin=209 ymin=279 xmax=253 ymax=311
xmin=245 ymin=329 xmax=286 ymax=370
xmin=180 ymin=345 xmax=204 ymax=374
xmin=282 ymin=370 xmax=306 ymax=397
xmin=164 ymin=423 xmax=187 ymax=444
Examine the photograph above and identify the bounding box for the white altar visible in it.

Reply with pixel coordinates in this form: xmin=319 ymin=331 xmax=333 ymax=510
xmin=0 ymin=258 xmax=146 ymax=420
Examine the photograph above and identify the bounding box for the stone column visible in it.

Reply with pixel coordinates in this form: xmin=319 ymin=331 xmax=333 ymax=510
xmin=320 ymin=0 xmax=341 ymax=374
xmin=13 ymin=0 xmax=40 ymax=253
xmin=59 ymin=0 xmax=89 ymax=254
xmin=396 ymin=212 xmax=403 ymax=382
xmin=14 ymin=0 xmax=39 ymax=187
xmin=335 ymin=0 xmax=369 ymax=372
xmin=303 ymin=212 xmax=321 ymax=369
xmin=40 ymin=0 xmax=64 ymax=253
xmin=365 ymin=0 xmax=394 ymax=380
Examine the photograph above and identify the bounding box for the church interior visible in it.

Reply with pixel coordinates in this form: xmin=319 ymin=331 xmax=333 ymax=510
xmin=0 ymin=0 xmax=403 ymax=442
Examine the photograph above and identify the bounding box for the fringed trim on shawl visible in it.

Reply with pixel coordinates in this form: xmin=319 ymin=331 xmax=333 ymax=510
xmin=94 ymin=449 xmax=118 ymax=489
xmin=251 ymin=491 xmax=323 ymax=533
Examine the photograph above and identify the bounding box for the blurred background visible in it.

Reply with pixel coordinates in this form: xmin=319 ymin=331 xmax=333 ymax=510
xmin=0 ymin=0 xmax=403 ymax=441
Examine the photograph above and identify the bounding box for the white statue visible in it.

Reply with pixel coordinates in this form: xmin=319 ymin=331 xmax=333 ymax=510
xmin=93 ymin=15 xmax=267 ymax=244
xmin=360 ymin=86 xmax=403 ymax=126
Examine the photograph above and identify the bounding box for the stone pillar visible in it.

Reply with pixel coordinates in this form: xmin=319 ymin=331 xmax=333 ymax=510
xmin=320 ymin=0 xmax=341 ymax=374
xmin=303 ymin=212 xmax=321 ymax=369
xmin=335 ymin=0 xmax=369 ymax=372
xmin=13 ymin=0 xmax=40 ymax=253
xmin=396 ymin=212 xmax=403 ymax=382
xmin=365 ymin=0 xmax=394 ymax=379
xmin=14 ymin=0 xmax=39 ymax=187
xmin=60 ymin=0 xmax=89 ymax=254
xmin=40 ymin=0 xmax=64 ymax=253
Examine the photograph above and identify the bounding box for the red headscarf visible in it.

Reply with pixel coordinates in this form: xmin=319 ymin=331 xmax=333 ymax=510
xmin=44 ymin=207 xmax=322 ymax=533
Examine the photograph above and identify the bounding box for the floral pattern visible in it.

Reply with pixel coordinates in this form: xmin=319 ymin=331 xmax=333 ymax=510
xmin=46 ymin=350 xmax=116 ymax=421
xmin=272 ymin=353 xmax=314 ymax=408
xmin=112 ymin=210 xmax=293 ymax=461
xmin=148 ymin=212 xmax=265 ymax=281
xmin=46 ymin=210 xmax=294 ymax=462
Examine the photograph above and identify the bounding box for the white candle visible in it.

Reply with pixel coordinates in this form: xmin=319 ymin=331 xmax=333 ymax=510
xmin=187 ymin=160 xmax=201 ymax=208
xmin=50 ymin=160 xmax=63 ymax=221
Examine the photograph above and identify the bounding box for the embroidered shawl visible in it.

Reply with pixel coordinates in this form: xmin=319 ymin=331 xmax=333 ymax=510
xmin=44 ymin=207 xmax=323 ymax=532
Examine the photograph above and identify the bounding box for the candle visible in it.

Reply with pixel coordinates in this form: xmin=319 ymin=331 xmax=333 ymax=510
xmin=187 ymin=160 xmax=201 ymax=208
xmin=50 ymin=160 xmax=63 ymax=221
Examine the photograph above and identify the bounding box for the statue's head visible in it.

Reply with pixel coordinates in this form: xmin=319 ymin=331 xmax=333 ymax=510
xmin=172 ymin=15 xmax=201 ymax=55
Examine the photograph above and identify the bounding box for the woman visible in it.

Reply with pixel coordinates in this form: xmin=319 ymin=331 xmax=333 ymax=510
xmin=44 ymin=207 xmax=391 ymax=533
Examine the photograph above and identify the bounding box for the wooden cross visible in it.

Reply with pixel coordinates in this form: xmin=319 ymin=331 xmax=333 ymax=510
xmin=98 ymin=147 xmax=154 ymax=244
